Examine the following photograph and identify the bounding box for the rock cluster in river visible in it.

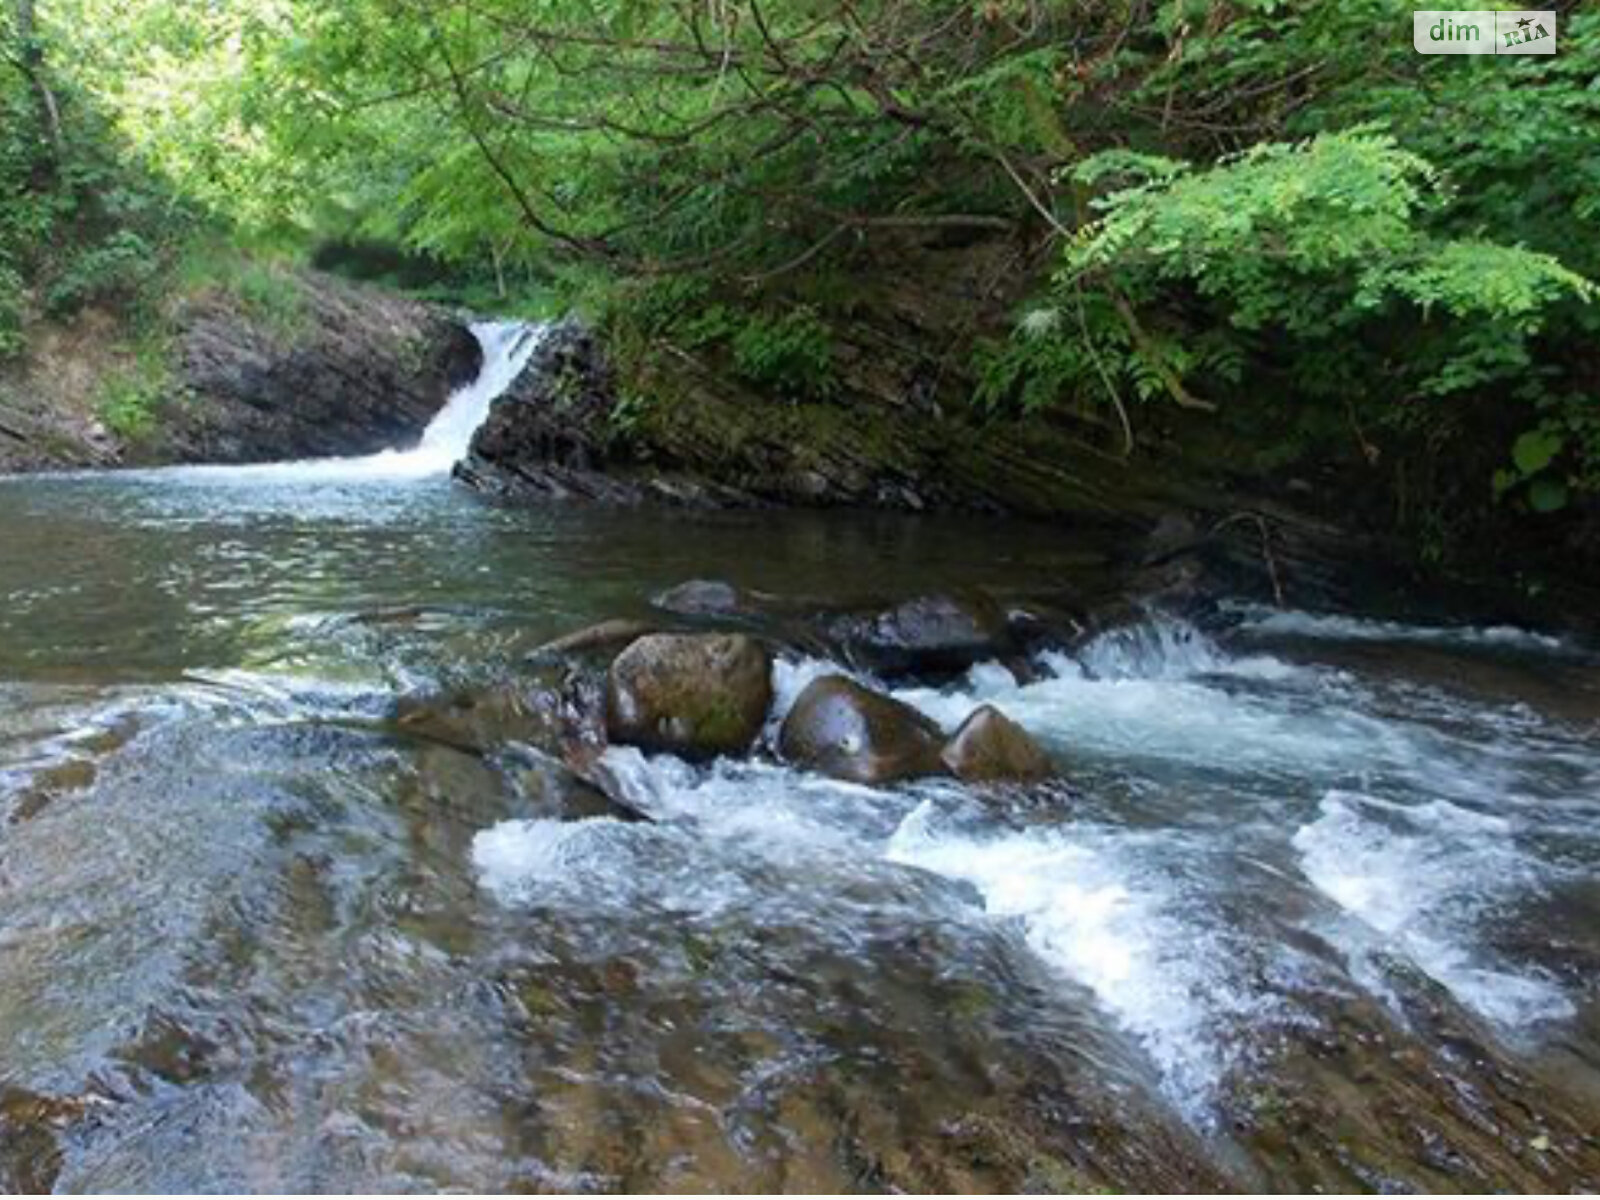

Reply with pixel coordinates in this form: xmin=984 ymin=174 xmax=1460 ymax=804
xmin=599 ymin=634 xmax=1052 ymax=787
xmin=392 ymin=584 xmax=1062 ymax=805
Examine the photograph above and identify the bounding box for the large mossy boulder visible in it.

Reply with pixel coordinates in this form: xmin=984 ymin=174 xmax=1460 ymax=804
xmin=778 ymin=675 xmax=946 ymax=785
xmin=940 ymin=705 xmax=1052 ymax=783
xmin=605 ymin=633 xmax=773 ymax=761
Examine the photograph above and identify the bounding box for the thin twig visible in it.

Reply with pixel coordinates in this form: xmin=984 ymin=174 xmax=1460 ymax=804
xmin=1212 ymin=512 xmax=1286 ymax=607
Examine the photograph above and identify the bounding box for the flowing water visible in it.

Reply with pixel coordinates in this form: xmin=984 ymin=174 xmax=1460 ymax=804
xmin=1 ymin=324 xmax=1598 ymax=1191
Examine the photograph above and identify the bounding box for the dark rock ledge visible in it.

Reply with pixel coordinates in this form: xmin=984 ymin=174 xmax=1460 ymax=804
xmin=152 ymin=271 xmax=481 ymax=465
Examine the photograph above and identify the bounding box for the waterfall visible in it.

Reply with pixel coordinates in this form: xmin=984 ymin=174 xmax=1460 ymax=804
xmin=403 ymin=320 xmax=546 ymax=473
xmin=150 ymin=319 xmax=544 ymax=485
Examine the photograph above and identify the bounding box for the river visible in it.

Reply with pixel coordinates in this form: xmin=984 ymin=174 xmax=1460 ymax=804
xmin=1 ymin=325 xmax=1597 ymax=1191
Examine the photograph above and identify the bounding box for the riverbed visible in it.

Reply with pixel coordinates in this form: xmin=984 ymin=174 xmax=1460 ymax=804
xmin=2 ymin=340 xmax=1598 ymax=1191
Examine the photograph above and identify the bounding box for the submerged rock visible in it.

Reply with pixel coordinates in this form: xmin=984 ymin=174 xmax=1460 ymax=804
xmin=651 ymin=578 xmax=753 ymax=618
xmin=827 ymin=592 xmax=1012 ymax=677
xmin=778 ymin=675 xmax=946 ymax=784
xmin=940 ymin=705 xmax=1052 ymax=783
xmin=606 ymin=633 xmax=773 ymax=760
xmin=392 ymin=667 xmax=606 ymax=765
xmin=395 ymin=687 xmax=552 ymax=755
xmin=511 ymin=753 xmax=651 ymax=824
xmin=0 ymin=1086 xmax=100 ymax=1193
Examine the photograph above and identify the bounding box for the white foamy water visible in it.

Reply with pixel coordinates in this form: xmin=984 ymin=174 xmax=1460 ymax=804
xmin=1074 ymin=616 xmax=1305 ymax=682
xmin=1227 ymin=602 xmax=1572 ymax=653
xmin=1293 ymin=790 xmax=1574 ymax=1027
xmin=885 ymin=801 xmax=1278 ymax=1115
xmin=139 ymin=320 xmax=545 ymax=485
xmin=472 ymin=611 xmax=1598 ymax=1124
xmin=894 ymin=620 xmax=1389 ymax=778
xmin=474 ymin=747 xmax=917 ymax=902
xmin=472 ymin=815 xmax=641 ymax=903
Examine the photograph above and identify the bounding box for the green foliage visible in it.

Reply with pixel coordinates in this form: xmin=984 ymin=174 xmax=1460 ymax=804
xmin=607 ymin=390 xmax=655 ymax=438
xmin=2 ymin=0 xmax=1598 ymax=572
xmin=0 ymin=260 xmax=24 ymax=359
xmin=729 ymin=307 xmax=835 ymax=398
xmin=1067 ymin=131 xmax=1590 ymax=345
xmin=973 ymin=324 xmax=1084 ymax=417
xmin=43 ymin=229 xmax=162 ymax=314
xmin=231 ymin=262 xmax=303 ymax=326
xmin=1073 ymin=0 xmax=1600 ymax=553
xmin=1512 ymin=428 xmax=1564 ymax=478
xmin=95 ymin=339 xmax=172 ymax=439
xmin=48 ymin=0 xmax=1084 ymax=283
xmin=1 ymin=0 xmax=205 ymax=359
xmin=1051 ymin=125 xmax=1596 ymax=538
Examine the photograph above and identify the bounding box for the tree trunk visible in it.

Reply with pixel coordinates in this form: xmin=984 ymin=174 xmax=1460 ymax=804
xmin=9 ymin=0 xmax=65 ymax=170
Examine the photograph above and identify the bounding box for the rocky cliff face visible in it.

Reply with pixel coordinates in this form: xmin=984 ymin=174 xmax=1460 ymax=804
xmin=147 ymin=273 xmax=480 ymax=465
xmin=456 ymin=319 xmax=761 ymax=507
xmin=457 ymin=235 xmax=1128 ymax=515
xmin=455 ymin=281 xmax=1365 ymax=611
xmin=457 ymin=230 xmax=1233 ymax=522
xmin=0 ymin=269 xmax=479 ymax=473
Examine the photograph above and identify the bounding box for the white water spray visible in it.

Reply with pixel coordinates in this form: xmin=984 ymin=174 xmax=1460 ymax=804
xmin=404 ymin=321 xmax=546 ymax=473
xmin=470 ymin=614 xmax=1594 ymax=1118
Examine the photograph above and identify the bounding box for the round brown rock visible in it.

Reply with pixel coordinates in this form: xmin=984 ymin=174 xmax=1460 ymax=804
xmin=940 ymin=705 xmax=1052 ymax=783
xmin=605 ymin=633 xmax=773 ymax=761
xmin=778 ymin=675 xmax=946 ymax=785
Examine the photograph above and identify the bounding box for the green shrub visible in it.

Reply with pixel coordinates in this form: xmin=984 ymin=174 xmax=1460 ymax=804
xmin=729 ymin=306 xmax=835 ymax=398
xmin=95 ymin=341 xmax=171 ymax=439
xmin=1048 ymin=130 xmax=1596 ymax=514
xmin=227 ymin=261 xmax=308 ymax=338
xmin=43 ymin=230 xmax=163 ymax=315
xmin=0 ymin=260 xmax=24 ymax=360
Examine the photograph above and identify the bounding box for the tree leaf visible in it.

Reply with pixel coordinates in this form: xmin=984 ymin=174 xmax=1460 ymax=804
xmin=1528 ymin=477 xmax=1569 ymax=513
xmin=1512 ymin=428 xmax=1564 ymax=476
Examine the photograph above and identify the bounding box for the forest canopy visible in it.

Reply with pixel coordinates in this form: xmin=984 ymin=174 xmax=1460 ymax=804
xmin=3 ymin=0 xmax=1597 ymax=554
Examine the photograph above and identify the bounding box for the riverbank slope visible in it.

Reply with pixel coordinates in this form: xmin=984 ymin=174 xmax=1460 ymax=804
xmin=0 ymin=265 xmax=479 ymax=474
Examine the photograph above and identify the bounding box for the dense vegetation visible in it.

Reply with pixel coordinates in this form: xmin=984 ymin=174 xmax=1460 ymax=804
xmin=4 ymin=0 xmax=1597 ymax=573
